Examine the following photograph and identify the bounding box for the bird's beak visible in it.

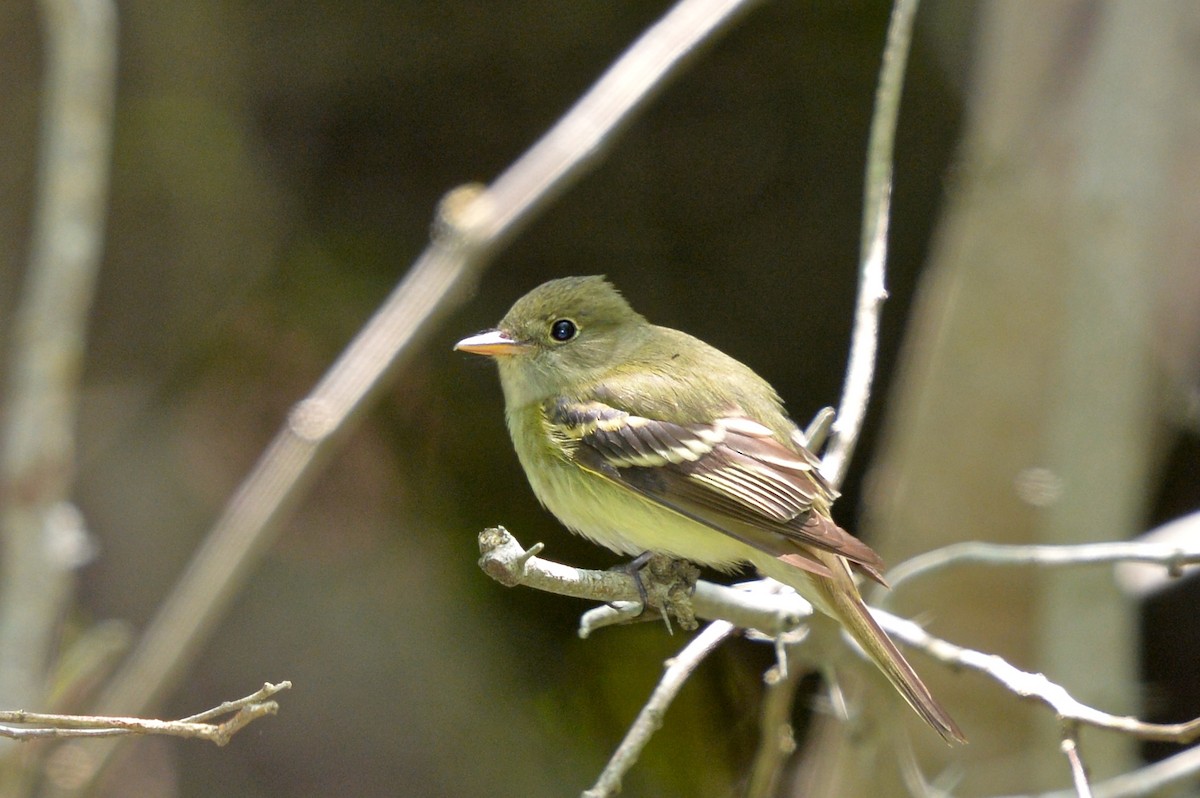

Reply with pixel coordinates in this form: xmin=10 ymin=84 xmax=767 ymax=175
xmin=454 ymin=329 xmax=526 ymax=357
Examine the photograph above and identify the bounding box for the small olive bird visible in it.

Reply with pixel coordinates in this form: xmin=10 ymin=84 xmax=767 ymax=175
xmin=456 ymin=275 xmax=964 ymax=744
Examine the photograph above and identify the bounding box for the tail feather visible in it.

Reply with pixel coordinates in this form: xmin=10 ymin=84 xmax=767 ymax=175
xmin=758 ymin=549 xmax=966 ymax=745
xmin=814 ymin=557 xmax=966 ymax=744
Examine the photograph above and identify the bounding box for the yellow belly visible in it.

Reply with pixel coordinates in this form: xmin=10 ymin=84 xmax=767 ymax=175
xmin=509 ymin=410 xmax=751 ymax=569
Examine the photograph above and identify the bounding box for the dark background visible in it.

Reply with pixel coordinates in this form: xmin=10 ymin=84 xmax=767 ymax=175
xmin=19 ymin=2 xmax=1196 ymax=796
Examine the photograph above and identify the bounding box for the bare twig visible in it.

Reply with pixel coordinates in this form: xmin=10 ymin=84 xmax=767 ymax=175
xmin=999 ymin=742 xmax=1200 ymax=798
xmin=0 ymin=0 xmax=117 ymax=721
xmin=481 ymin=529 xmax=1200 ymax=773
xmin=878 ymin=540 xmax=1200 ymax=606
xmin=581 ymin=622 xmax=735 ymax=798
xmin=744 ymin=644 xmax=811 ymax=798
xmin=481 ymin=526 xmax=817 ymax=795
xmin=69 ymin=0 xmax=762 ymax=790
xmin=875 ymin=611 xmax=1200 ymax=744
xmin=479 ymin=527 xmax=813 ymax=638
xmin=1114 ymin=510 xmax=1200 ymax=598
xmin=759 ymin=0 xmax=919 ymax=790
xmin=795 ymin=406 xmax=835 ymax=451
xmin=1060 ymin=724 xmax=1094 ymax=798
xmin=820 ymin=0 xmax=918 ymax=487
xmin=0 ymin=682 xmax=289 ymax=746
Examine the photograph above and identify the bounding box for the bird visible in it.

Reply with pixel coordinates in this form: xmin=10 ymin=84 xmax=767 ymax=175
xmin=455 ymin=275 xmax=964 ymax=744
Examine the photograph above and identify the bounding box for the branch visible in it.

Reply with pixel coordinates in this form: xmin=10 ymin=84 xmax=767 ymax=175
xmin=1059 ymin=724 xmax=1094 ymax=798
xmin=1114 ymin=510 xmax=1200 ymax=598
xmin=479 ymin=527 xmax=813 ymax=639
xmin=0 ymin=0 xmax=117 ymax=720
xmin=998 ymin=743 xmax=1200 ymax=798
xmin=769 ymin=0 xmax=918 ymax=789
xmin=480 ymin=527 xmax=821 ymax=796
xmin=582 ymin=622 xmax=734 ymax=798
xmin=820 ymin=0 xmax=918 ymax=487
xmin=482 ymin=528 xmax=1200 ymax=780
xmin=875 ymin=611 xmax=1200 ymax=745
xmin=0 ymin=682 xmax=289 ymax=746
xmin=72 ymin=0 xmax=763 ymax=790
xmin=744 ymin=644 xmax=811 ymax=798
xmin=879 ymin=539 xmax=1200 ymax=606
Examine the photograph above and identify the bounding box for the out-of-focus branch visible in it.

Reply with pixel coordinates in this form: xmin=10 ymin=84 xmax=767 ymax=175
xmin=744 ymin=643 xmax=811 ymax=798
xmin=57 ymin=0 xmax=764 ymax=792
xmin=999 ymin=743 xmax=1200 ymax=798
xmin=0 ymin=682 xmax=288 ymax=746
xmin=1059 ymin=726 xmax=1093 ymax=798
xmin=0 ymin=0 xmax=117 ymax=755
xmin=1114 ymin=510 xmax=1200 ymax=598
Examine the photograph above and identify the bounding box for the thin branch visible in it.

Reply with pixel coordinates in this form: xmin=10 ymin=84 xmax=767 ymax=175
xmin=581 ymin=621 xmax=734 ymax=798
xmin=479 ymin=526 xmax=813 ymax=639
xmin=763 ymin=0 xmax=919 ymax=790
xmin=481 ymin=528 xmax=818 ymax=796
xmin=999 ymin=743 xmax=1200 ymax=798
xmin=795 ymin=406 xmax=835 ymax=451
xmin=1114 ymin=510 xmax=1200 ymax=598
xmin=879 ymin=540 xmax=1200 ymax=606
xmin=71 ymin=0 xmax=762 ymax=790
xmin=482 ymin=529 xmax=1200 ymax=748
xmin=875 ymin=611 xmax=1200 ymax=744
xmin=1060 ymin=724 xmax=1094 ymax=798
xmin=744 ymin=644 xmax=811 ymax=798
xmin=820 ymin=0 xmax=919 ymax=487
xmin=0 ymin=682 xmax=289 ymax=746
xmin=0 ymin=0 xmax=117 ymax=721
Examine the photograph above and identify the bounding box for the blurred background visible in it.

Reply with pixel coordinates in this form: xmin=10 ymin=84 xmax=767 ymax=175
xmin=1 ymin=1 xmax=1198 ymax=796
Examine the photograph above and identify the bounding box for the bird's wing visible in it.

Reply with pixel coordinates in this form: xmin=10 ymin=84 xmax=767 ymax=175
xmin=544 ymin=397 xmax=885 ymax=580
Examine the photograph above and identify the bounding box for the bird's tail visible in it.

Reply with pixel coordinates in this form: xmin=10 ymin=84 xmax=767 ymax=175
xmin=756 ymin=549 xmax=966 ymax=745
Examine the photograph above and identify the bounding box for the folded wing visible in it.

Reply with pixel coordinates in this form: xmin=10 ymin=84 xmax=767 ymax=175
xmin=545 ymin=397 xmax=885 ymax=582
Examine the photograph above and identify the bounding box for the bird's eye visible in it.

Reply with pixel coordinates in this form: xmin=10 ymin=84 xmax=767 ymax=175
xmin=550 ymin=319 xmax=577 ymax=342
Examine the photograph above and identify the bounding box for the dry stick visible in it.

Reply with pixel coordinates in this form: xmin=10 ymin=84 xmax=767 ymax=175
xmin=537 ymin=531 xmax=1200 ymax=746
xmin=1060 ymin=724 xmax=1094 ymax=798
xmin=58 ymin=0 xmax=765 ymax=792
xmin=483 ymin=528 xmax=1200 ymax=749
xmin=882 ymin=540 xmax=1200 ymax=603
xmin=480 ymin=526 xmax=820 ymax=798
xmin=0 ymin=683 xmax=289 ymax=746
xmin=877 ymin=612 xmax=1200 ymax=745
xmin=479 ymin=526 xmax=813 ymax=639
xmin=1114 ymin=510 xmax=1200 ymax=598
xmin=744 ymin=644 xmax=810 ymax=798
xmin=582 ymin=622 xmax=735 ymax=798
xmin=999 ymin=743 xmax=1200 ymax=798
xmin=749 ymin=0 xmax=919 ymax=792
xmin=0 ymin=0 xmax=117 ymax=770
xmin=819 ymin=0 xmax=918 ymax=488
xmin=482 ymin=525 xmax=1200 ymax=792
xmin=483 ymin=530 xmax=1200 ymax=796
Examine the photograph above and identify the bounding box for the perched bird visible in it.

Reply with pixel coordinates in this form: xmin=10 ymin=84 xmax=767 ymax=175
xmin=456 ymin=275 xmax=964 ymax=744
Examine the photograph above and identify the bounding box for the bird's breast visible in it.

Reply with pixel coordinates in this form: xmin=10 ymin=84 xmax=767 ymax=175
xmin=505 ymin=404 xmax=751 ymax=568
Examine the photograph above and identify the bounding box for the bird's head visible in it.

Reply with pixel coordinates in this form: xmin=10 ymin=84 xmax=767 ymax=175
xmin=455 ymin=275 xmax=648 ymax=407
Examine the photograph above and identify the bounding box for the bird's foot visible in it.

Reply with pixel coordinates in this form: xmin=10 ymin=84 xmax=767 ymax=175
xmin=614 ymin=553 xmax=700 ymax=633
